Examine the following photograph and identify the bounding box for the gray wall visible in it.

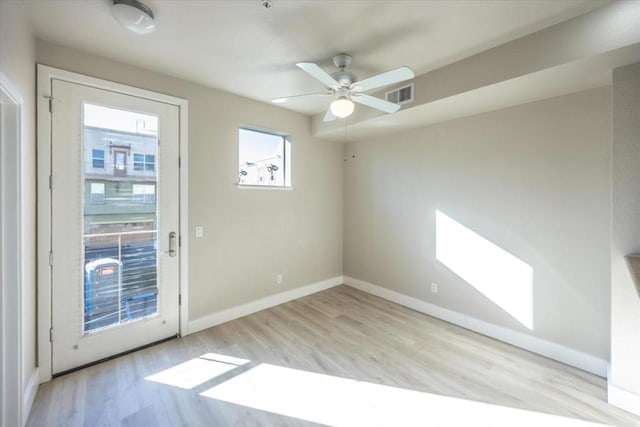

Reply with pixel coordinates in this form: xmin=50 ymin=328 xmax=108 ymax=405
xmin=344 ymin=87 xmax=612 ymax=359
xmin=0 ymin=0 xmax=37 ymax=417
xmin=36 ymin=40 xmax=344 ymax=321
xmin=611 ymin=62 xmax=640 ymax=397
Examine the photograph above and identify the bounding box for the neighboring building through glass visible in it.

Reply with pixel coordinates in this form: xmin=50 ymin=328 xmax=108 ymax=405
xmin=238 ymin=127 xmax=291 ymax=187
xmin=92 ymin=149 xmax=105 ymax=169
xmin=82 ymin=103 xmax=160 ymax=332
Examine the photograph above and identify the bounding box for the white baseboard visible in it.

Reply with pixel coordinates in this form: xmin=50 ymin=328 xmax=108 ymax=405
xmin=187 ymin=276 xmax=344 ymax=334
xmin=344 ymin=276 xmax=608 ymax=377
xmin=22 ymin=367 xmax=39 ymax=424
xmin=608 ymin=384 xmax=640 ymax=416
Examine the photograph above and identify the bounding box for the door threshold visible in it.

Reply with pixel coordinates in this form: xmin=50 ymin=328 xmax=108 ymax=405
xmin=52 ymin=334 xmax=178 ymax=378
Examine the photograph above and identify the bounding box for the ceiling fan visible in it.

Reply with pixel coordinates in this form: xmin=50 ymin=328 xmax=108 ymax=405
xmin=272 ymin=54 xmax=415 ymax=122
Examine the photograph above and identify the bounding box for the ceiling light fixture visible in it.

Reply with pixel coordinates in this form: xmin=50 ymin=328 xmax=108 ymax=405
xmin=330 ymin=96 xmax=355 ymax=118
xmin=112 ymin=0 xmax=156 ymax=35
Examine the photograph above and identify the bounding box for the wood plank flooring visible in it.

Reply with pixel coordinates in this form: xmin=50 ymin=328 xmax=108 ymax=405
xmin=27 ymin=285 xmax=640 ymax=426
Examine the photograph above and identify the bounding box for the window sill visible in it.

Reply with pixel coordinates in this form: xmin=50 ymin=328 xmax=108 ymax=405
xmin=236 ymin=184 xmax=292 ymax=191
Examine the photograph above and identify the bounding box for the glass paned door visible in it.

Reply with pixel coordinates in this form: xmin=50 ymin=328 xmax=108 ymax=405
xmin=50 ymin=79 xmax=180 ymax=374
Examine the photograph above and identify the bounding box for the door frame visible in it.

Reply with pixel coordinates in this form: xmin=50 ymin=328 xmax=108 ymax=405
xmin=1 ymin=72 xmax=24 ymax=426
xmin=37 ymin=65 xmax=190 ymax=383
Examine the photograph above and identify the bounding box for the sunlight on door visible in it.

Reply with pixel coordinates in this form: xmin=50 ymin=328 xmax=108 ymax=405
xmin=435 ymin=210 xmax=534 ymax=330
xmin=82 ymin=103 xmax=159 ymax=333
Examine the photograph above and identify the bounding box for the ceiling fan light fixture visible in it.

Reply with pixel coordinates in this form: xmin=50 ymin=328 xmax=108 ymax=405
xmin=112 ymin=0 xmax=156 ymax=35
xmin=330 ymin=96 xmax=354 ymax=118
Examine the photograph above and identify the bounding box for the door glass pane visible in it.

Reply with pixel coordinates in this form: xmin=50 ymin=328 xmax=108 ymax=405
xmin=82 ymin=103 xmax=159 ymax=333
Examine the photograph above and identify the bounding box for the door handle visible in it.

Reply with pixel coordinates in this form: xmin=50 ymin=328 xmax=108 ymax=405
xmin=168 ymin=231 xmax=177 ymax=257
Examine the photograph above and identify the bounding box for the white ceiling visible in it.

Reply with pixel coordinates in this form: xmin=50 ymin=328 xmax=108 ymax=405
xmin=25 ymin=0 xmax=610 ymax=115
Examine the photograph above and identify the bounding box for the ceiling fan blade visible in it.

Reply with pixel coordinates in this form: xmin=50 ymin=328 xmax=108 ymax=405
xmin=352 ymin=94 xmax=401 ymax=114
xmin=323 ymin=107 xmax=337 ymax=122
xmin=297 ymin=62 xmax=340 ymax=88
xmin=351 ymin=66 xmax=414 ymax=92
xmin=272 ymin=93 xmax=332 ymax=103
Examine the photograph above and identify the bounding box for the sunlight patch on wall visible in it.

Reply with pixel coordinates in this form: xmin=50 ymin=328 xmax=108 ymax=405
xmin=435 ymin=210 xmax=534 ymax=330
xmin=145 ymin=353 xmax=249 ymax=389
xmin=201 ymin=363 xmax=601 ymax=426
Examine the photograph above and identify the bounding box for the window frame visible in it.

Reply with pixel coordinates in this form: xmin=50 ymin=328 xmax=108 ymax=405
xmin=133 ymin=152 xmax=155 ymax=172
xmin=237 ymin=125 xmax=291 ymax=189
xmin=132 ymin=183 xmax=156 ymax=204
xmin=89 ymin=182 xmax=106 ymax=204
xmin=144 ymin=154 xmax=155 ymax=172
xmin=133 ymin=153 xmax=144 ymax=171
xmin=92 ymin=149 xmax=105 ymax=169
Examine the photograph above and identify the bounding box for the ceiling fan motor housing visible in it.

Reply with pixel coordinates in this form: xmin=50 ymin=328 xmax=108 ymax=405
xmin=330 ymin=71 xmax=358 ymax=87
xmin=331 ymin=54 xmax=356 ymax=87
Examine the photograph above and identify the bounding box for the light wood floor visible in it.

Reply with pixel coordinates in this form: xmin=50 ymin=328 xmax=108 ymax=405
xmin=28 ymin=285 xmax=640 ymax=426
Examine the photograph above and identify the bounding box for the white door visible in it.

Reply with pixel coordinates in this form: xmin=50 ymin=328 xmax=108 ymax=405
xmin=50 ymin=79 xmax=180 ymax=374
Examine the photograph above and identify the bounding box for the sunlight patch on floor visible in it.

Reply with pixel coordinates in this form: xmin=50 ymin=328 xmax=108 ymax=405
xmin=436 ymin=210 xmax=534 ymax=330
xmin=201 ymin=363 xmax=602 ymax=426
xmin=145 ymin=353 xmax=249 ymax=389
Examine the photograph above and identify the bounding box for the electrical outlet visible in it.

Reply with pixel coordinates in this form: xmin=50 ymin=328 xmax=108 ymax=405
xmin=195 ymin=226 xmax=204 ymax=238
xmin=431 ymin=282 xmax=438 ymax=293
xmin=276 ymin=274 xmax=283 ymax=285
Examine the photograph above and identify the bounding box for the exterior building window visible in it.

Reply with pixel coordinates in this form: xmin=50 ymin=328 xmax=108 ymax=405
xmin=134 ymin=153 xmax=155 ymax=172
xmin=145 ymin=155 xmax=155 ymax=172
xmin=92 ymin=149 xmax=105 ymax=169
xmin=90 ymin=182 xmax=105 ymax=204
xmin=238 ymin=127 xmax=291 ymax=187
xmin=113 ymin=151 xmax=127 ymax=176
xmin=133 ymin=184 xmax=156 ymax=204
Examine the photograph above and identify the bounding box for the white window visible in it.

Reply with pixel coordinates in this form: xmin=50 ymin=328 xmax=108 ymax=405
xmin=238 ymin=127 xmax=291 ymax=187
xmin=90 ymin=182 xmax=105 ymax=204
xmin=132 ymin=184 xmax=156 ymax=204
